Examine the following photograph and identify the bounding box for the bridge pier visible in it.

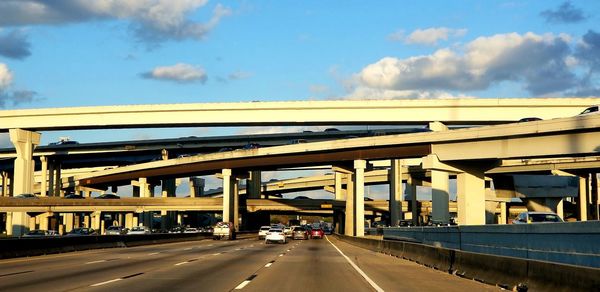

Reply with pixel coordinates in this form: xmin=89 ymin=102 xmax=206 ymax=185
xmin=389 ymin=159 xmax=404 ymax=226
xmin=579 ymin=176 xmax=588 ymax=221
xmin=407 ymin=176 xmax=419 ymax=226
xmin=221 ymin=169 xmax=240 ymax=231
xmin=40 ymin=156 xmax=48 ymax=197
xmin=6 ymin=212 xmax=29 ymax=236
xmin=343 ymin=160 xmax=366 ymax=236
xmin=1 ymin=171 xmax=10 ymax=196
xmin=456 ymin=170 xmax=486 ymax=225
xmin=9 ymin=129 xmax=40 ymax=196
xmin=247 ymin=171 xmax=261 ymax=199
xmin=431 ymin=170 xmax=450 ymax=224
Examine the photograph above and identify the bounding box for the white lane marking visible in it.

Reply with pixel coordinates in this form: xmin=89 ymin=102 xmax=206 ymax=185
xmin=90 ymin=278 xmax=122 ymax=287
xmin=234 ymin=280 xmax=251 ymax=290
xmin=183 ymin=248 xmax=192 ymax=251
xmin=174 ymin=261 xmax=189 ymax=266
xmin=212 ymin=252 xmax=221 ymax=256
xmin=325 ymin=236 xmax=385 ymax=292
xmin=85 ymin=260 xmax=106 ymax=264
xmin=286 ymin=249 xmax=290 ymax=252
xmin=264 ymin=263 xmax=273 ymax=268
xmin=208 ymin=244 xmax=214 ymax=247
xmin=148 ymin=252 xmax=159 ymax=256
xmin=278 ymin=254 xmax=284 ymax=257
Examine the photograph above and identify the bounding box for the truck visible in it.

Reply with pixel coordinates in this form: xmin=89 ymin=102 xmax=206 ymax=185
xmin=212 ymin=222 xmax=236 ymax=240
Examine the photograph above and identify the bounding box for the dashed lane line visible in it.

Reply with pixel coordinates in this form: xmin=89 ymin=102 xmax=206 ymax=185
xmin=90 ymin=278 xmax=121 ymax=287
xmin=325 ymin=236 xmax=385 ymax=292
xmin=234 ymin=275 xmax=257 ymax=290
xmin=85 ymin=260 xmax=106 ymax=265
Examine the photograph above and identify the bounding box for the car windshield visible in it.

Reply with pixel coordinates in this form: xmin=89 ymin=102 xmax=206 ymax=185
xmin=260 ymin=227 xmax=271 ymax=231
xmin=27 ymin=230 xmax=45 ymax=235
xmin=530 ymin=214 xmax=562 ymax=222
xmin=269 ymin=229 xmax=282 ymax=233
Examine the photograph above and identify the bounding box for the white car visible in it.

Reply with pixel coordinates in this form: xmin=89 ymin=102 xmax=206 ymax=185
xmin=283 ymin=226 xmax=293 ymax=238
xmin=258 ymin=226 xmax=271 ymax=240
xmin=128 ymin=226 xmax=151 ymax=235
xmin=265 ymin=228 xmax=286 ymax=244
xmin=512 ymin=211 xmax=563 ymax=224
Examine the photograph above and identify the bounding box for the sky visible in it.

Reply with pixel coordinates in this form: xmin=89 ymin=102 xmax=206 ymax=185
xmin=0 ymin=1 xmax=598 ymax=197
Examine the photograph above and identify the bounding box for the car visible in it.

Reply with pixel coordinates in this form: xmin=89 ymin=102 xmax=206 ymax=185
xmin=265 ymin=228 xmax=286 ymax=244
xmin=94 ymin=193 xmax=120 ymax=199
xmin=49 ymin=140 xmax=79 ymax=146
xmin=518 ymin=117 xmax=542 ymax=122
xmin=65 ymin=227 xmax=97 ymax=236
xmin=258 ymin=226 xmax=271 ymax=239
xmin=289 ymin=139 xmax=307 ymax=144
xmin=128 ymin=226 xmax=151 ymax=235
xmin=23 ymin=229 xmax=58 ymax=237
xmin=213 ymin=222 xmax=235 ymax=240
xmin=105 ymin=226 xmax=128 ymax=235
xmin=323 ymin=227 xmax=333 ymax=235
xmin=324 ymin=128 xmax=340 ymax=132
xmin=291 ymin=226 xmax=309 ymax=240
xmin=64 ymin=193 xmax=84 ymax=199
xmin=310 ymin=228 xmax=324 ymax=239
xmin=14 ymin=193 xmax=38 ymax=199
xmin=579 ymin=105 xmax=599 ymax=115
xmin=512 ymin=211 xmax=564 ymax=224
xmin=184 ymin=227 xmax=200 ymax=233
xmin=243 ymin=143 xmax=260 ymax=149
xmin=283 ymin=226 xmax=293 ymax=238
xmin=293 ymin=196 xmax=311 ymax=200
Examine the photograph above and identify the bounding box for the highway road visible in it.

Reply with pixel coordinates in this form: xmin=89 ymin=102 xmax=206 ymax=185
xmin=0 ymin=236 xmax=498 ymax=292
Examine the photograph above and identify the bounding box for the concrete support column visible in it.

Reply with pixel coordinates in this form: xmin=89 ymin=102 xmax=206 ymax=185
xmin=161 ymin=179 xmax=176 ymax=197
xmin=40 ymin=156 xmax=48 ymax=197
xmin=189 ymin=177 xmax=205 ymax=198
xmin=39 ymin=213 xmax=50 ymax=230
xmin=592 ymin=173 xmax=599 ymax=220
xmin=499 ymin=202 xmax=508 ymax=224
xmin=139 ymin=177 xmax=150 ymax=198
xmin=160 ymin=210 xmax=168 ymax=231
xmin=125 ymin=213 xmax=134 ymax=229
xmin=407 ymin=176 xmax=418 ymax=226
xmin=556 ymin=199 xmax=564 ymax=219
xmin=9 ymin=212 xmax=28 ymax=236
xmin=221 ymin=169 xmax=239 ymax=231
xmin=389 ymin=159 xmax=404 ymax=226
xmin=28 ymin=215 xmax=36 ymax=231
xmin=133 ymin=214 xmax=139 ymax=227
xmin=431 ymin=170 xmax=450 ymax=224
xmin=91 ymin=212 xmax=102 ymax=231
xmin=456 ymin=170 xmax=486 ymax=225
xmin=5 ymin=212 xmax=12 ymax=236
xmin=344 ymin=171 xmax=355 ymax=236
xmin=83 ymin=214 xmax=90 ymax=228
xmin=63 ymin=213 xmax=74 ymax=233
xmin=579 ymin=176 xmax=588 ymax=221
xmin=177 ymin=213 xmax=183 ymax=226
xmin=247 ymin=170 xmax=262 ymax=199
xmin=354 ymin=160 xmax=366 ymax=237
xmin=47 ymin=160 xmax=55 ymax=196
xmin=1 ymin=171 xmax=8 ymax=196
xmin=334 ymin=172 xmax=345 ymax=200
xmin=54 ymin=162 xmax=62 ymax=197
xmin=9 ymin=129 xmax=41 ymax=196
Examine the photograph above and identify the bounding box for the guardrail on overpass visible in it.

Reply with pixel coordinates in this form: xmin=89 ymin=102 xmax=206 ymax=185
xmin=381 ymin=221 xmax=600 ymax=268
xmin=335 ymin=233 xmax=600 ymax=292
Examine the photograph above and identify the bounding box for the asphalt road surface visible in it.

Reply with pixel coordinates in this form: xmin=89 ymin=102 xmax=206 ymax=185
xmin=0 ymin=236 xmax=499 ymax=291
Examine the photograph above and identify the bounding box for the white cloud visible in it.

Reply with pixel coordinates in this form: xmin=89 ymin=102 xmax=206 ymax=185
xmin=0 ymin=1 xmax=231 ymax=45
xmin=390 ymin=27 xmax=467 ymax=45
xmin=0 ymin=63 xmax=13 ymax=89
xmin=357 ymin=32 xmax=576 ymax=95
xmin=141 ymin=63 xmax=207 ymax=83
xmin=228 ymin=70 xmax=253 ymax=80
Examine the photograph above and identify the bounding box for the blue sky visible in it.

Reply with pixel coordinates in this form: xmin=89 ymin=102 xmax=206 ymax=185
xmin=1 ymin=1 xmax=597 ymax=198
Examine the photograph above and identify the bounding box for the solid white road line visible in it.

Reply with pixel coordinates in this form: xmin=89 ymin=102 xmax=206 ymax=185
xmin=278 ymin=254 xmax=284 ymax=257
xmin=234 ymin=280 xmax=251 ymax=290
xmin=325 ymin=236 xmax=385 ymax=292
xmin=174 ymin=261 xmax=189 ymax=266
xmin=90 ymin=278 xmax=122 ymax=287
xmin=148 ymin=252 xmax=159 ymax=255
xmin=264 ymin=263 xmax=273 ymax=268
xmin=85 ymin=260 xmax=106 ymax=265
xmin=211 ymin=252 xmax=221 ymax=256
xmin=183 ymin=248 xmax=192 ymax=251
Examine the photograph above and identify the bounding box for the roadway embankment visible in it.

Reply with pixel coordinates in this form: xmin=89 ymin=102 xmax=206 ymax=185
xmin=0 ymin=231 xmax=256 ymax=260
xmin=335 ymin=233 xmax=600 ymax=292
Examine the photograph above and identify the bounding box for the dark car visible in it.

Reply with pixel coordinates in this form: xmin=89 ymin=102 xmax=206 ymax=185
xmin=518 ymin=117 xmax=542 ymax=122
xmin=94 ymin=193 xmax=120 ymax=199
xmin=65 ymin=193 xmax=84 ymax=199
xmin=65 ymin=227 xmax=97 ymax=236
xmin=14 ymin=193 xmax=38 ymax=199
xmin=310 ymin=228 xmax=324 ymax=239
xmin=243 ymin=143 xmax=260 ymax=149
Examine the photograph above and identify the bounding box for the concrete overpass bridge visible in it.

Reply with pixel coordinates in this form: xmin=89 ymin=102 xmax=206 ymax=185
xmin=2 ymin=98 xmax=600 ymax=237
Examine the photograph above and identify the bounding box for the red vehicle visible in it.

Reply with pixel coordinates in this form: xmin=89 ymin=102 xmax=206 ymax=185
xmin=310 ymin=228 xmax=324 ymax=239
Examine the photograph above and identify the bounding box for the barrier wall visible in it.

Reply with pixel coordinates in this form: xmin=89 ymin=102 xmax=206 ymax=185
xmin=0 ymin=231 xmax=256 ymax=260
xmin=383 ymin=221 xmax=600 ymax=268
xmin=335 ymin=234 xmax=600 ymax=292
